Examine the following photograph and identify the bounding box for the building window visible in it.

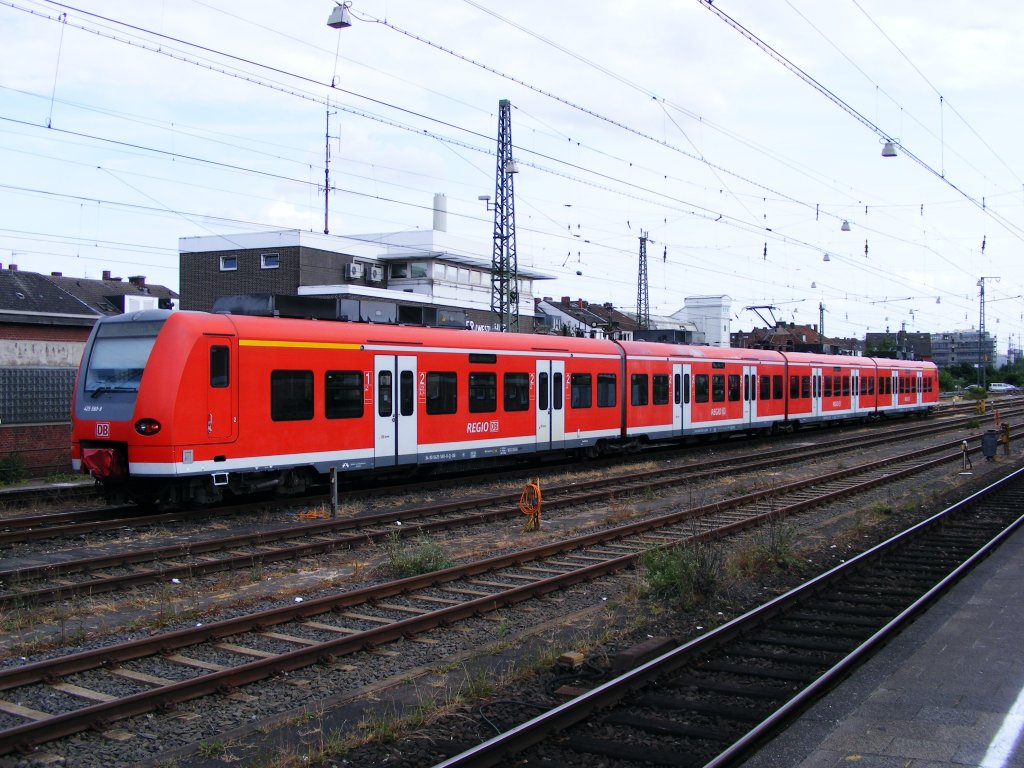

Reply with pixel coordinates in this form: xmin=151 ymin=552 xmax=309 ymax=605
xmin=390 ymin=263 xmax=408 ymax=279
xmin=261 ymin=253 xmax=280 ymax=269
xmin=220 ymin=255 xmax=237 ymax=271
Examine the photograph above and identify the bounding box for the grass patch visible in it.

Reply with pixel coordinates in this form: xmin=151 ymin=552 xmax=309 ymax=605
xmin=383 ymin=531 xmax=454 ymax=577
xmin=730 ymin=520 xmax=800 ymax=577
xmin=639 ymin=541 xmax=722 ymax=609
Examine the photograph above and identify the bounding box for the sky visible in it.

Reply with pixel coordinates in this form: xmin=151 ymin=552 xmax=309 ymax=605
xmin=2 ymin=0 xmax=1024 ymax=352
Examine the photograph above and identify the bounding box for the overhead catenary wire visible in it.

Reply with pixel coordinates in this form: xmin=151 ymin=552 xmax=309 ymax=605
xmin=4 ymin=1 xmax=1019 ymax=335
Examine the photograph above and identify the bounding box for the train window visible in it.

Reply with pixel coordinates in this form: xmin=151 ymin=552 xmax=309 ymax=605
xmin=694 ymin=374 xmax=709 ymax=403
xmin=868 ymin=377 xmax=875 ymax=395
xmin=400 ymin=370 xmax=414 ymax=416
xmin=823 ymin=377 xmax=832 ymax=397
xmin=727 ymin=374 xmax=740 ymax=402
xmin=504 ymin=372 xmax=530 ymax=412
xmin=271 ymin=370 xmax=313 ymax=421
xmin=426 ymin=372 xmax=458 ymax=414
xmin=553 ymin=372 xmax=563 ymax=410
xmin=210 ymin=346 xmax=229 ymax=388
xmin=759 ymin=375 xmax=771 ymax=400
xmin=801 ymin=376 xmax=811 ymax=399
xmin=377 ymin=371 xmax=393 ymax=417
xmin=631 ymin=374 xmax=648 ymax=406
xmin=684 ymin=373 xmax=690 ymax=404
xmin=790 ymin=375 xmax=800 ymax=399
xmin=653 ymin=374 xmax=669 ymax=405
xmin=674 ymin=373 xmax=682 ymax=405
xmin=538 ymin=372 xmax=549 ymax=411
xmin=773 ymin=375 xmax=783 ymax=400
xmin=712 ymin=374 xmax=726 ymax=403
xmin=469 ymin=372 xmax=497 ymax=413
xmin=570 ymin=373 xmax=592 ymax=409
xmin=842 ymin=376 xmax=850 ymax=396
xmin=597 ymin=373 xmax=617 ymax=408
xmin=325 ymin=371 xmax=363 ymax=419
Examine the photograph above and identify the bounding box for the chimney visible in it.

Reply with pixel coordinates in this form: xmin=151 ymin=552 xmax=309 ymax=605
xmin=577 ymin=299 xmax=586 ymax=309
xmin=51 ymin=272 xmax=62 ymax=277
xmin=812 ymin=324 xmax=818 ymax=333
xmin=432 ymin=193 xmax=447 ymax=232
xmin=102 ymin=270 xmax=112 ymax=280
xmin=561 ymin=296 xmax=571 ymax=304
xmin=128 ymin=275 xmax=146 ymax=287
xmin=7 ymin=264 xmax=16 ymax=271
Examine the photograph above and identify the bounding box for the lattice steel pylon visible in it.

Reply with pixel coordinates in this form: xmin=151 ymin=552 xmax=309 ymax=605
xmin=490 ymin=99 xmax=519 ymax=332
xmin=637 ymin=231 xmax=650 ymax=329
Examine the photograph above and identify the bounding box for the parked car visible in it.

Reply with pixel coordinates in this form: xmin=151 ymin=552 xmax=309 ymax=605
xmin=988 ymin=382 xmax=1020 ymax=394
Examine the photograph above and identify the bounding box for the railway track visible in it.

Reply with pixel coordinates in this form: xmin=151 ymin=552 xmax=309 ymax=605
xmin=0 ymin=415 xmax=1014 ymax=610
xmin=0 ymin=434 xmax=1011 ymax=756
xmin=431 ymin=467 xmax=1024 ymax=768
xmin=0 ymin=399 xmax=998 ymax=547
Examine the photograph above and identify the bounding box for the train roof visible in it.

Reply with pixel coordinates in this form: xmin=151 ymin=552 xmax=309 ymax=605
xmin=167 ymin=311 xmax=624 ymax=355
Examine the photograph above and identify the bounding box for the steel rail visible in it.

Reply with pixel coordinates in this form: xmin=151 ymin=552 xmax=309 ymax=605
xmin=1 ymin=417 xmax=1011 ymax=611
xmin=0 ymin=402 xmax=1000 ymax=547
xmin=0 ymin=441 xmax=998 ymax=754
xmin=430 ymin=467 xmax=1024 ymax=768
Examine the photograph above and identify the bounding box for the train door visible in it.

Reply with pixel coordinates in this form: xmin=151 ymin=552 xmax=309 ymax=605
xmin=743 ymin=365 xmax=757 ymax=426
xmin=811 ymin=367 xmax=823 ymax=418
xmin=673 ymin=363 xmax=690 ymax=435
xmin=851 ymin=370 xmax=860 ymax=413
xmin=374 ymin=356 xmax=418 ymax=467
xmin=205 ymin=337 xmax=236 ymax=442
xmin=535 ymin=359 xmax=565 ymax=451
xmin=915 ymin=371 xmax=923 ymax=405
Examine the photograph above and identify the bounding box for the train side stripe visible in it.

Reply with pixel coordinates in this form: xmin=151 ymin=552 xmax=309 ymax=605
xmin=239 ymin=340 xmax=362 ymax=350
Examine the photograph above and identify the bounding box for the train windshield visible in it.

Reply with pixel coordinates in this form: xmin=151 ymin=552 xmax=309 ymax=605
xmin=83 ymin=319 xmax=165 ymax=397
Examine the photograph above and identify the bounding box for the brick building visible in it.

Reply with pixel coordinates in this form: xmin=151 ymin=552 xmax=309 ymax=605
xmin=179 ymin=228 xmax=552 ymax=331
xmin=0 ymin=266 xmax=177 ymax=479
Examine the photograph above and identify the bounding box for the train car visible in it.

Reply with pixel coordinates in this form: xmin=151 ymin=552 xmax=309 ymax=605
xmin=874 ymin=358 xmax=939 ymax=415
xmin=72 ymin=310 xmax=627 ymax=505
xmin=780 ymin=352 xmax=878 ymax=425
xmin=71 ymin=309 xmax=939 ymax=506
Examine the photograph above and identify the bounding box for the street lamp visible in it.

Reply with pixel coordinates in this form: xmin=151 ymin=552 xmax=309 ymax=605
xmin=327 ymin=2 xmax=351 ymax=28
xmin=324 ymin=3 xmax=352 ymax=234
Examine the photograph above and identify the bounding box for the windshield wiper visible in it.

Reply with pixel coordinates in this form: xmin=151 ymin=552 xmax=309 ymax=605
xmin=89 ymin=386 xmax=136 ymax=399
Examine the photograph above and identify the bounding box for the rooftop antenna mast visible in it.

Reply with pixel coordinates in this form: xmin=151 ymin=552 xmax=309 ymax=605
xmin=637 ymin=231 xmax=651 ymax=328
xmin=490 ymin=99 xmax=519 ymax=332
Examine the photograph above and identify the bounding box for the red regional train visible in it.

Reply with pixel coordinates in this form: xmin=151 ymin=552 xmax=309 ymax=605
xmin=71 ymin=310 xmax=939 ymax=506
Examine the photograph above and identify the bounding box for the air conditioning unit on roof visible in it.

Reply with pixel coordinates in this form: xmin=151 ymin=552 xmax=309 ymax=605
xmin=346 ymin=262 xmax=364 ymax=280
xmin=369 ymin=264 xmax=384 ymax=282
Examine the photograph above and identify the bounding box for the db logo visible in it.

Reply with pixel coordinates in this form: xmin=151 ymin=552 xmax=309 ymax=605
xmin=95 ymin=423 xmax=111 ymax=438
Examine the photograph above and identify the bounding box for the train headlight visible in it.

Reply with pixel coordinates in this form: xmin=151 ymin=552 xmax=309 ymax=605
xmin=134 ymin=418 xmax=162 ymax=436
